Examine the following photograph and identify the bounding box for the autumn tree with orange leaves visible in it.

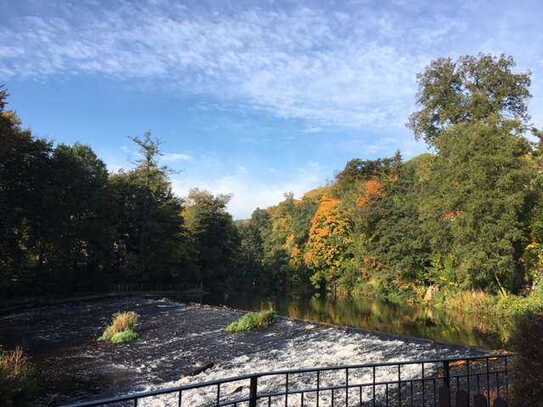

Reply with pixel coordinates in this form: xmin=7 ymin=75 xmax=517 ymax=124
xmin=304 ymin=196 xmax=352 ymax=294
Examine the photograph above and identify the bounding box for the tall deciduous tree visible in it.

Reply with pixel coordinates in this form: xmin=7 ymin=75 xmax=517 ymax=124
xmin=183 ymin=189 xmax=240 ymax=292
xmin=408 ymin=54 xmax=531 ymax=146
xmin=421 ymin=119 xmax=533 ymax=292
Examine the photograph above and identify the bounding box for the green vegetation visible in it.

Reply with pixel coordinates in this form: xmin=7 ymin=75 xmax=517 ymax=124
xmin=233 ymin=54 xmax=543 ymax=343
xmin=99 ymin=311 xmax=140 ymax=344
xmin=110 ymin=329 xmax=139 ymax=344
xmin=422 ymin=288 xmax=543 ymax=343
xmin=0 ymin=347 xmax=38 ymax=406
xmin=0 ymin=85 xmax=242 ymax=298
xmin=2 ymin=53 xmax=543 ymax=346
xmin=226 ymin=310 xmax=277 ymax=333
xmin=510 ymin=312 xmax=543 ymax=406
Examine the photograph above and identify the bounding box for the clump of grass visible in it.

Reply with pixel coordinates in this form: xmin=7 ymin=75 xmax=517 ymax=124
xmin=226 ymin=310 xmax=276 ymax=333
xmin=0 ymin=347 xmax=38 ymax=406
xmin=110 ymin=329 xmax=139 ymax=344
xmin=99 ymin=311 xmax=140 ymax=344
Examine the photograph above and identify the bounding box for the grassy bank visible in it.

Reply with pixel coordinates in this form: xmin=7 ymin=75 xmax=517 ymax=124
xmin=0 ymin=347 xmax=38 ymax=406
xmin=364 ymin=283 xmax=543 ymax=346
xmin=432 ymin=288 xmax=543 ymax=344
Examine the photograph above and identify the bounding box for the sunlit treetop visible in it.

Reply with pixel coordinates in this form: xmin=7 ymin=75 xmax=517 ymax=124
xmin=408 ymin=54 xmax=531 ymax=146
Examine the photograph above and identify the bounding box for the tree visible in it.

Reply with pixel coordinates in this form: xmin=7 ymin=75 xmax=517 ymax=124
xmin=261 ymin=191 xmax=321 ymax=290
xmin=368 ymin=155 xmax=433 ymax=284
xmin=43 ymin=143 xmax=111 ymax=292
xmin=183 ymin=189 xmax=240 ymax=292
xmin=408 ymin=54 xmax=531 ymax=146
xmin=420 ymin=118 xmax=533 ymax=292
xmin=237 ymin=208 xmax=270 ymax=288
xmin=108 ymin=134 xmax=189 ymax=289
xmin=304 ymin=195 xmax=352 ymax=294
xmin=0 ymin=88 xmax=53 ymax=296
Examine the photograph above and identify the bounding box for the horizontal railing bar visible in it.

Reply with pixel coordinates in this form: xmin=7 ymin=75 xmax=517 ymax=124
xmin=216 ymin=396 xmax=252 ymax=406
xmin=62 ymin=353 xmax=512 ymax=407
xmin=255 ymin=353 xmax=510 ymax=377
xmin=255 ymin=372 xmax=508 ymax=400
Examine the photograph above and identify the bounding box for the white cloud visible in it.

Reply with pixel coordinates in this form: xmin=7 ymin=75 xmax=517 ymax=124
xmin=0 ymin=1 xmax=480 ymax=129
xmin=171 ymin=162 xmax=327 ymax=219
xmin=161 ymin=152 xmax=193 ymax=162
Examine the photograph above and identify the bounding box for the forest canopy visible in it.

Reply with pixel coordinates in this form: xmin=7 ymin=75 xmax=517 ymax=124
xmin=239 ymin=54 xmax=543 ymax=298
xmin=2 ymin=54 xmax=543 ymax=302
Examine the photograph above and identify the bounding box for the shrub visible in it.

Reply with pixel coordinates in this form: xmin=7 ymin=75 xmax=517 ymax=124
xmin=0 ymin=347 xmax=38 ymax=406
xmin=226 ymin=310 xmax=276 ymax=333
xmin=110 ymin=329 xmax=139 ymax=344
xmin=510 ymin=311 xmax=543 ymax=407
xmin=99 ymin=311 xmax=140 ymax=343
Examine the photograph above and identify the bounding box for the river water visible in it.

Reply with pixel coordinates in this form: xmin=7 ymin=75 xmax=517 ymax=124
xmin=0 ymin=296 xmax=483 ymax=405
xmin=201 ymin=291 xmax=503 ymax=350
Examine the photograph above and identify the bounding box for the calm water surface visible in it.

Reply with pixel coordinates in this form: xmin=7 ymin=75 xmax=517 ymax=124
xmin=201 ymin=292 xmax=503 ymax=350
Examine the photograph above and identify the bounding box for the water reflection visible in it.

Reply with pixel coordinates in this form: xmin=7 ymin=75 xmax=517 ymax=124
xmin=202 ymin=292 xmax=503 ymax=350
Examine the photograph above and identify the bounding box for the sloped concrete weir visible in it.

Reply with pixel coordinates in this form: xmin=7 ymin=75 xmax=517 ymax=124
xmin=0 ymin=296 xmax=483 ymax=406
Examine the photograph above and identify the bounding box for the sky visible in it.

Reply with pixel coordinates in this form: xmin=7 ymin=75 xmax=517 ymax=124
xmin=1 ymin=0 xmax=542 ymax=218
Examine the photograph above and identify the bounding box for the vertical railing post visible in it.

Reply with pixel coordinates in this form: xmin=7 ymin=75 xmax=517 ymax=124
xmin=249 ymin=375 xmax=258 ymax=407
xmin=345 ymin=368 xmax=349 ymax=406
xmin=444 ymin=360 xmax=450 ymax=388
xmin=504 ymin=355 xmax=509 ymax=402
xmin=285 ymin=373 xmax=289 ymax=407
xmin=398 ymin=364 xmax=401 ymax=406
xmin=467 ymin=360 xmax=471 ymax=407
xmin=316 ymin=370 xmax=320 ymax=407
xmin=443 ymin=360 xmax=451 ymax=405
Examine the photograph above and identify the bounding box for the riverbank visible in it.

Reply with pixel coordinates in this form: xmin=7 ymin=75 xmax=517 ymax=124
xmin=0 ymin=296 xmax=484 ymax=406
xmin=378 ymin=285 xmax=543 ymax=344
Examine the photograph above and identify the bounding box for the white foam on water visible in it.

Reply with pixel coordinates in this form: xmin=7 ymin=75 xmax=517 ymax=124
xmin=135 ymin=321 xmax=474 ymax=406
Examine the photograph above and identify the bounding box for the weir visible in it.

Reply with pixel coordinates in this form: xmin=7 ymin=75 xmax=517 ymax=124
xmin=64 ymin=354 xmax=512 ymax=407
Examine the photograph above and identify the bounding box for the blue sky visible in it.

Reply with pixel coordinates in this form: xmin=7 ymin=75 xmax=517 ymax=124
xmin=1 ymin=0 xmax=542 ymax=218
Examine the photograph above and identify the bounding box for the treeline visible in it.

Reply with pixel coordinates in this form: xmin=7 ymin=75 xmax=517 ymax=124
xmin=0 ymin=89 xmax=247 ymax=298
xmin=239 ymin=54 xmax=543 ymax=299
xmin=3 ymin=54 xmax=543 ymax=302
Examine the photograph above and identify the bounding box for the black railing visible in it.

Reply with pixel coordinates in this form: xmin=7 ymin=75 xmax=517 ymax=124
xmin=64 ymin=353 xmax=512 ymax=407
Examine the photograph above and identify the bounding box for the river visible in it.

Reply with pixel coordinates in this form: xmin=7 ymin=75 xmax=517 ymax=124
xmin=0 ymin=295 xmax=484 ymax=405
xmin=200 ymin=291 xmax=503 ymax=350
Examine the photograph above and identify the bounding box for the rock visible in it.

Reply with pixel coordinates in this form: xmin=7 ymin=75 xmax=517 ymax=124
xmin=186 ymin=361 xmax=214 ymax=376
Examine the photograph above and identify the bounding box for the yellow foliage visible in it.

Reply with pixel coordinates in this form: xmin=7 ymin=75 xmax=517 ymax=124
xmin=357 ymin=179 xmax=384 ymax=208
xmin=304 ymin=196 xmax=352 ymax=274
xmin=303 ymin=186 xmax=331 ymax=201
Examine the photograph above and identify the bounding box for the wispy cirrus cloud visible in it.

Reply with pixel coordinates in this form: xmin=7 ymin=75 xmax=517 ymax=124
xmin=3 ymin=0 xmax=543 ymax=218
xmin=161 ymin=152 xmax=193 ymax=163
xmin=0 ymin=0 xmax=508 ymax=129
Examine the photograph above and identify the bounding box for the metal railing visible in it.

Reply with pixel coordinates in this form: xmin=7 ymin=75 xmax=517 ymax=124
xmin=64 ymin=353 xmax=512 ymax=406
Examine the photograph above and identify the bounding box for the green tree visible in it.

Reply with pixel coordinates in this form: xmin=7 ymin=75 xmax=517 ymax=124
xmin=420 ymin=118 xmax=533 ymax=292
xmin=408 ymin=54 xmax=531 ymax=146
xmin=43 ymin=143 xmax=111 ymax=292
xmin=0 ymin=88 xmax=53 ymax=296
xmin=183 ymin=189 xmax=240 ymax=292
xmin=108 ymin=134 xmax=190 ymax=289
xmin=368 ymin=155 xmax=433 ymax=284
xmin=237 ymin=208 xmax=271 ymax=289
